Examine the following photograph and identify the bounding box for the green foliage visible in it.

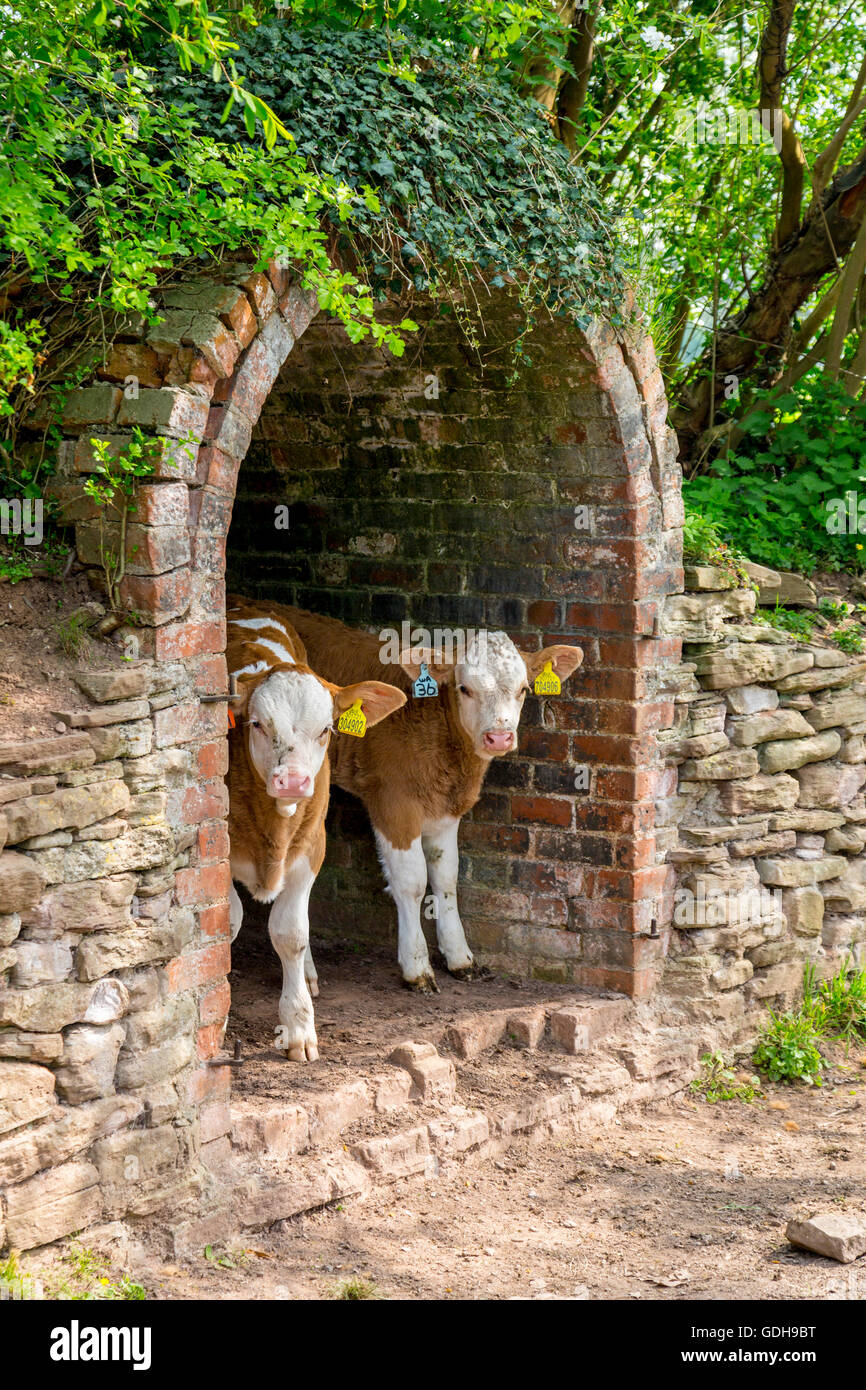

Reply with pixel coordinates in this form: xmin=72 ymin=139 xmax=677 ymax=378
xmin=81 ymin=428 xmax=164 ymax=611
xmin=153 ymin=24 xmax=623 ymax=332
xmin=752 ymin=1009 xmax=825 ymax=1086
xmin=55 ymin=609 xmax=93 ymax=659
xmin=682 ymin=505 xmax=749 ymax=584
xmin=804 ymin=961 xmax=866 ymax=1044
xmin=689 ymin=1051 xmax=762 ymax=1104
xmin=683 ymin=377 xmax=866 ymax=575
xmin=753 ymin=603 xmax=821 ymax=641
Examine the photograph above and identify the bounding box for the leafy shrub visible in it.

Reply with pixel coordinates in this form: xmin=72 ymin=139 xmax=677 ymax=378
xmin=752 ymin=1009 xmax=826 ymax=1085
xmin=689 ymin=1051 xmax=762 ymax=1103
xmin=683 ymin=376 xmax=866 ymax=575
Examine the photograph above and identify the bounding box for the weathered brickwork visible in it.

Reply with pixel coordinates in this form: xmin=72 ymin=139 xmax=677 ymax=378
xmin=2 ymin=259 xmax=678 ymax=1251
xmin=656 ymin=565 xmax=866 ymax=1047
xmin=226 ymin=303 xmax=682 ymax=996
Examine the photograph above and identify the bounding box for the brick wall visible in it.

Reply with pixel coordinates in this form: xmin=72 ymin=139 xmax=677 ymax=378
xmin=2 ymin=261 xmax=679 ymax=1253
xmin=226 ymin=300 xmax=683 ymax=996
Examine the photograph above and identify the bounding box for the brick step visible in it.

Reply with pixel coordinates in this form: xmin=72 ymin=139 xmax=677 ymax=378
xmin=172 ymin=1021 xmax=698 ymax=1253
xmin=443 ymin=993 xmax=632 ymax=1061
xmin=229 ymin=992 xmax=633 ymax=1163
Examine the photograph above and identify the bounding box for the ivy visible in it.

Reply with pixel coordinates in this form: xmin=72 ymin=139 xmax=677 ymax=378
xmin=150 ymin=24 xmax=624 ymax=330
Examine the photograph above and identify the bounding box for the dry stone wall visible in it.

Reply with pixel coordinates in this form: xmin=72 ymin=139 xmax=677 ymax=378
xmin=657 ymin=565 xmax=866 ymax=1044
xmin=0 ymin=667 xmax=225 ymax=1253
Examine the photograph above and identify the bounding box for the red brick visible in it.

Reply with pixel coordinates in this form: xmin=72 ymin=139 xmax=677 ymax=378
xmin=460 ymin=823 xmax=531 ymax=855
xmin=136 ymin=482 xmax=190 ymax=527
xmin=197 ymin=1023 xmax=224 ymax=1060
xmin=520 ymin=729 xmax=569 ymax=761
xmin=182 ymin=781 xmax=229 ymax=824
xmin=594 ymin=769 xmax=659 ymax=802
xmin=527 ymin=600 xmax=560 ymax=625
xmin=167 ymin=939 xmax=231 ymax=992
xmin=186 ymin=1065 xmax=230 ymax=1107
xmin=198 ymin=445 xmax=240 ymax=493
xmin=198 ymin=822 xmax=230 ymax=864
xmin=200 ymin=979 xmax=231 ymax=1026
xmin=511 ymin=795 xmax=572 ymax=827
xmin=199 ymin=1100 xmax=232 ymax=1144
xmin=155 ymin=620 xmax=225 ymax=660
xmin=120 ymin=567 xmax=191 ymax=620
xmin=155 ymin=702 xmax=226 ymax=747
xmin=193 ymin=654 xmax=228 ymax=695
xmin=98 ymin=343 xmax=163 ymax=389
xmin=197 ymin=740 xmax=229 ymax=779
xmin=571 ymin=732 xmax=656 ymax=766
xmin=174 ymin=862 xmax=231 ymax=908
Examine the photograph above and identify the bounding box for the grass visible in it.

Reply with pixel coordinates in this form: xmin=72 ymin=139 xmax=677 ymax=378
xmin=751 ymin=961 xmax=866 ymax=1085
xmin=689 ymin=1051 xmax=763 ymax=1103
xmin=0 ymin=1245 xmax=146 ymax=1301
xmin=328 ymin=1276 xmax=381 ymax=1300
xmin=54 ymin=609 xmax=92 ymax=659
xmin=752 ymin=597 xmax=866 ymax=653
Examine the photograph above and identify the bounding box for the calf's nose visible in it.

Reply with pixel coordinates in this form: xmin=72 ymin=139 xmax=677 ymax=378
xmin=271 ymin=768 xmax=313 ymax=798
xmin=483 ymin=729 xmax=514 ymax=753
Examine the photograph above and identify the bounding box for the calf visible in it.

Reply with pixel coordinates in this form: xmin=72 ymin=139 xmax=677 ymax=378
xmin=284 ymin=607 xmax=583 ymax=991
xmin=226 ymin=599 xmax=406 ymax=1059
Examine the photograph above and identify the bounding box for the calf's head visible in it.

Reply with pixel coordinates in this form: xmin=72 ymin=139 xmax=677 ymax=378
xmin=400 ymin=633 xmax=583 ymax=759
xmin=232 ymin=665 xmax=406 ymax=805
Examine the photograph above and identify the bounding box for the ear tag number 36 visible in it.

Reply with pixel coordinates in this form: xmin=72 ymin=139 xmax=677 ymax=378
xmin=534 ymin=660 xmax=561 ymax=696
xmin=413 ymin=661 xmax=439 ymax=699
xmin=338 ymin=698 xmax=367 ymax=738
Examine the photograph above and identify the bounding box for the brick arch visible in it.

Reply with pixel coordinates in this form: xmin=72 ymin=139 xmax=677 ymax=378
xmin=46 ymin=260 xmax=682 ymax=1177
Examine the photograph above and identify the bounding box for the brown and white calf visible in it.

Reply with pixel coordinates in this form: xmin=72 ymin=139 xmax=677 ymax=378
xmin=284 ymin=607 xmax=584 ymax=991
xmin=226 ymin=598 xmax=406 ymax=1058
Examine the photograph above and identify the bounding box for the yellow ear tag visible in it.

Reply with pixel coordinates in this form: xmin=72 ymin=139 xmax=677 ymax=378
xmin=337 ymin=698 xmax=367 ymax=738
xmin=534 ymin=660 xmax=561 ymax=696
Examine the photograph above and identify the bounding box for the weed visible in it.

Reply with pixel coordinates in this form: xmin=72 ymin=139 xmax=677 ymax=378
xmin=55 ymin=610 xmax=92 ymax=659
xmin=752 ymin=1009 xmax=825 ymax=1086
xmin=689 ymin=1051 xmax=763 ymax=1103
xmin=329 ymin=1276 xmax=381 ymax=1300
xmin=804 ymin=960 xmax=866 ymax=1043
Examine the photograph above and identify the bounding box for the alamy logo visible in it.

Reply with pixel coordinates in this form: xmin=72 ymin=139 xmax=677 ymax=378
xmin=379 ymin=621 xmax=488 ymax=665
xmin=0 ymin=496 xmax=43 ymax=545
xmin=50 ymin=1320 xmax=152 ymax=1371
xmin=675 ymin=105 xmax=783 ymax=153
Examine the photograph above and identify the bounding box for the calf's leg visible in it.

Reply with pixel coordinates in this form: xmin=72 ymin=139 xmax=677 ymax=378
xmin=374 ymin=829 xmax=437 ymax=992
xmin=268 ymin=856 xmax=318 ymax=1061
xmin=229 ymin=881 xmax=243 ymax=943
xmin=422 ymin=816 xmax=475 ymax=977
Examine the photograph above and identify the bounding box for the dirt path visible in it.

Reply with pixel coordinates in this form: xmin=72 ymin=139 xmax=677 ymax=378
xmin=120 ymin=1052 xmax=865 ymax=1302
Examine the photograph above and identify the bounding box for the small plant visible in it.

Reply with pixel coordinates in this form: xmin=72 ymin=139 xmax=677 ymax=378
xmin=0 ymin=1250 xmax=42 ymax=1300
xmin=833 ymin=627 xmax=864 ymax=654
xmin=81 ymin=429 xmax=164 ymax=613
xmin=0 ymin=543 xmax=35 ymax=584
xmin=329 ymin=1276 xmax=381 ymax=1301
xmin=805 ymin=960 xmax=866 ymax=1043
xmin=689 ymin=1050 xmax=763 ymax=1103
xmin=753 ymin=602 xmax=821 ymax=641
xmin=55 ymin=610 xmax=92 ymax=659
xmin=682 ymin=507 xmax=750 ymax=584
xmin=752 ymin=1009 xmax=825 ymax=1086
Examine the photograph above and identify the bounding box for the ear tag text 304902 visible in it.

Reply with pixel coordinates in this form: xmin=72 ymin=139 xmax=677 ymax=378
xmin=534 ymin=660 xmax=561 ymax=696
xmin=338 ymin=698 xmax=367 ymax=738
xmin=413 ymin=661 xmax=439 ymax=699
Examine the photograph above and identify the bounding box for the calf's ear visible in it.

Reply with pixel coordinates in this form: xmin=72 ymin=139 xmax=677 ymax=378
xmin=525 ymin=644 xmax=584 ymax=684
xmin=334 ymin=681 xmax=407 ymax=728
xmin=398 ymin=647 xmax=458 ymax=684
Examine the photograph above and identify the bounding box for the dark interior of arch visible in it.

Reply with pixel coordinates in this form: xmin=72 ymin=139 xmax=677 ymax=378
xmin=225 ymin=296 xmax=653 ymax=993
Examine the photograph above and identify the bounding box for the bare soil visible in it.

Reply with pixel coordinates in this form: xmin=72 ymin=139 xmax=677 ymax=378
xmin=0 ymin=569 xmax=124 ymax=739
xmin=26 ymin=939 xmax=863 ymax=1304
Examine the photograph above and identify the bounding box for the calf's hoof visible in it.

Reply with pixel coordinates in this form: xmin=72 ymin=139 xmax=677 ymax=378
xmin=403 ymin=971 xmax=439 ymax=994
xmin=448 ymin=960 xmax=492 ymax=982
xmin=287 ymin=1040 xmax=319 ymax=1062
xmin=306 ymin=978 xmax=319 ymax=998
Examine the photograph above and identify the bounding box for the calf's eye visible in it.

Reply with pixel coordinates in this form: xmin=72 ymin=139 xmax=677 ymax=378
xmin=459 ymin=685 xmax=474 ymax=697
